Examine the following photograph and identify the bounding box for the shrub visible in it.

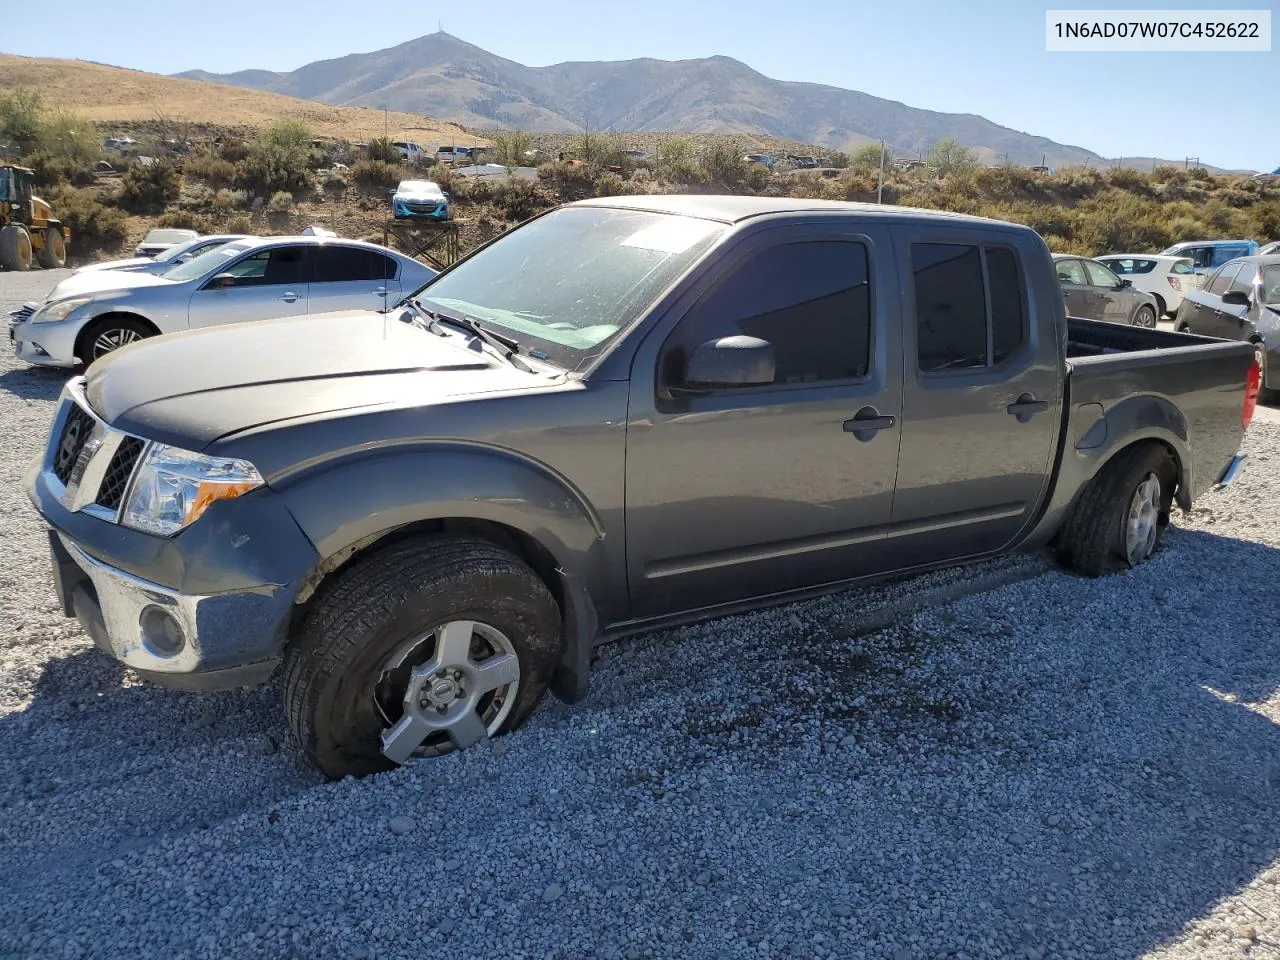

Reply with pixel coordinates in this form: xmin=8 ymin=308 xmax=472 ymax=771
xmin=223 ymin=213 xmax=253 ymax=234
xmin=492 ymin=179 xmax=544 ymax=221
xmin=322 ymin=175 xmax=347 ymax=197
xmin=267 ymin=191 xmax=294 ymax=213
xmin=217 ymin=139 xmax=251 ymax=164
xmin=593 ymin=172 xmax=627 ymax=198
xmin=655 ymin=139 xmax=704 ymax=185
xmin=849 ymin=143 xmax=890 ymax=175
xmin=212 ymin=188 xmax=241 ymax=214
xmin=263 ymin=118 xmax=314 ymax=155
xmin=366 ymin=137 xmax=399 ymax=163
xmin=25 ymin=152 xmax=97 ymax=188
xmin=701 ymin=141 xmax=749 ymax=192
xmin=490 ymin=131 xmax=533 ymax=167
xmin=183 ymin=150 xmax=237 ymax=186
xmin=1048 ymin=165 xmax=1104 ymax=201
xmin=926 ymin=138 xmax=977 ymax=177
xmin=0 ymin=87 xmax=44 ymax=154
xmin=37 ymin=111 xmax=100 ymax=164
xmin=538 ymin=161 xmax=597 ymax=200
xmin=158 ymin=211 xmax=216 ymax=233
xmin=352 ymin=160 xmax=400 ymax=191
xmin=46 ymin=186 xmax=127 ymax=258
xmin=117 ymin=160 xmax=181 ymax=213
xmin=235 ymin=145 xmax=311 ymax=197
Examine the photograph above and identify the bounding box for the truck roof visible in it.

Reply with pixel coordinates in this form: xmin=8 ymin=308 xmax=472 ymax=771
xmin=571 ymin=194 xmax=1030 ymax=230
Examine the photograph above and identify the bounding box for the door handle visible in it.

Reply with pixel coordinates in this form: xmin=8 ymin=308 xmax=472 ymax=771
xmin=374 ymin=287 xmax=389 ymax=296
xmin=1007 ymin=394 xmax=1049 ymax=422
xmin=843 ymin=407 xmax=896 ymax=442
xmin=279 ymin=292 xmax=299 ymax=303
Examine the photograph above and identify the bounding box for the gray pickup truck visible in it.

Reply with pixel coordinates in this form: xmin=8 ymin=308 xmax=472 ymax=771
xmin=25 ymin=196 xmax=1261 ymax=779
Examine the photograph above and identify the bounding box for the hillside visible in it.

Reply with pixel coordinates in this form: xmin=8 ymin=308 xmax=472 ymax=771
xmin=182 ymin=32 xmax=1134 ymax=169
xmin=0 ymin=54 xmax=485 ymax=145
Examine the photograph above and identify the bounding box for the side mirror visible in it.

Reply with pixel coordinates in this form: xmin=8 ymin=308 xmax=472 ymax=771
xmin=1118 ymin=278 xmax=1132 ymax=288
xmin=1222 ymin=289 xmax=1251 ymax=308
xmin=210 ymin=272 xmax=237 ymax=288
xmin=682 ymin=336 xmax=775 ymax=389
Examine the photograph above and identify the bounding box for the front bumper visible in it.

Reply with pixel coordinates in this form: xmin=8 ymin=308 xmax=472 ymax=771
xmin=393 ymin=199 xmax=449 ymax=220
xmin=25 ymin=382 xmax=322 ymax=689
xmin=9 ymin=314 xmax=81 ymax=368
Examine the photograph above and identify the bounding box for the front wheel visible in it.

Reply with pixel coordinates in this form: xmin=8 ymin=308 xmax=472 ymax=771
xmin=282 ymin=536 xmax=563 ymax=779
xmin=37 ymin=227 xmax=67 ymax=269
xmin=77 ymin=315 xmax=154 ymax=367
xmin=1133 ymin=305 xmax=1157 ymax=329
xmin=1056 ymin=444 xmax=1177 ymax=576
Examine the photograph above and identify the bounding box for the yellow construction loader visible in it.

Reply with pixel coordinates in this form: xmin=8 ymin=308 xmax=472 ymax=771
xmin=0 ymin=164 xmax=69 ymax=270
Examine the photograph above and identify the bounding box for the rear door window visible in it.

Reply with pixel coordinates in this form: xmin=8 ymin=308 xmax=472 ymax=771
xmin=1228 ymin=263 xmax=1256 ymax=294
xmin=1170 ymin=260 xmax=1195 ymax=275
xmin=1055 ymin=259 xmax=1087 ymax=285
xmin=913 ymin=242 xmax=1026 ymax=373
xmin=1206 ymin=263 xmax=1241 ymax=296
xmin=312 ymin=246 xmax=399 ymax=282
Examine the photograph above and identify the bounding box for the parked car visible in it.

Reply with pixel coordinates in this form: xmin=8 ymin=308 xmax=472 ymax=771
xmin=1160 ymin=240 xmax=1260 ymax=275
xmin=390 ymin=180 xmax=450 ymax=220
xmin=436 ymin=145 xmax=474 ymax=164
xmin=1259 ymin=241 xmax=1280 ymax=256
xmin=742 ymin=154 xmax=774 ymax=169
xmin=1251 ymin=167 xmax=1280 ymax=181
xmin=1174 ymin=254 xmax=1280 ymax=398
xmin=1052 ymin=253 xmax=1161 ymax=327
xmin=22 ymin=195 xmax=1259 ymax=779
xmin=73 ymin=234 xmax=253 ymax=276
xmin=391 ymin=140 xmax=428 ymax=163
xmin=787 ymin=155 xmax=820 ymax=169
xmin=8 ymin=236 xmax=436 ymax=368
xmin=102 ymin=137 xmax=136 ymax=153
xmin=1093 ymin=253 xmax=1202 ymax=317
xmin=134 ymin=228 xmax=199 ymax=258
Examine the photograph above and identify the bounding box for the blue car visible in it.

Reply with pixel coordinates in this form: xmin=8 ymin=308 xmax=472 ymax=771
xmin=1160 ymin=239 xmax=1260 ymax=275
xmin=391 ymin=180 xmax=450 ymax=221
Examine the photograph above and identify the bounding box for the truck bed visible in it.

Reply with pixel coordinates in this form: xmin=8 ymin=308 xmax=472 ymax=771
xmin=1063 ymin=316 xmax=1257 ymax=502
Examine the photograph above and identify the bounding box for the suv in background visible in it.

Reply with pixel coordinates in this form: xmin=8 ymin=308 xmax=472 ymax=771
xmin=1161 ymin=240 xmax=1260 ymax=275
xmin=392 ymin=141 xmax=428 ymax=163
xmin=1094 ymin=254 xmax=1202 ymax=317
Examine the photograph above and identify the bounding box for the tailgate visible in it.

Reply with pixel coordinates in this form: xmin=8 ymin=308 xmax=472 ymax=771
xmin=1066 ymin=322 xmax=1256 ymax=501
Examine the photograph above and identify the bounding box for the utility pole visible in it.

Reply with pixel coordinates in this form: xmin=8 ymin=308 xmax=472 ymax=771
xmin=877 ymin=140 xmax=886 ymax=203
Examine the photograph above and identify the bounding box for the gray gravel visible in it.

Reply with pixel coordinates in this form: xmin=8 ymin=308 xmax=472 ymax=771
xmin=3 ymin=268 xmax=1280 ymax=959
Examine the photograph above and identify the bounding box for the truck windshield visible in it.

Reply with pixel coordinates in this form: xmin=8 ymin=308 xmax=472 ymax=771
xmin=414 ymin=206 xmax=726 ymax=370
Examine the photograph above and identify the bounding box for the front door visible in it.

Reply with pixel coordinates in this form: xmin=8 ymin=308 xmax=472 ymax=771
xmin=1055 ymin=258 xmax=1093 ymax=318
xmin=188 ymin=245 xmax=310 ymax=329
xmin=889 ymin=230 xmax=1063 ymax=564
xmin=309 ymin=244 xmax=401 ymax=314
xmin=1213 ymin=261 xmax=1257 ymax=340
xmin=1193 ymin=263 xmax=1241 ymax=337
xmin=625 ymin=225 xmax=903 ymax=619
xmin=1083 ymin=259 xmax=1131 ymax=325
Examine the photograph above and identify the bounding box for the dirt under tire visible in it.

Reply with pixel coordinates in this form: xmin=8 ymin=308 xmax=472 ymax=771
xmin=282 ymin=535 xmax=563 ymax=780
xmin=1056 ymin=443 xmax=1177 ymax=577
xmin=76 ymin=315 xmax=155 ymax=368
xmin=0 ymin=224 xmax=33 ymax=271
xmin=36 ymin=226 xmax=66 ymax=269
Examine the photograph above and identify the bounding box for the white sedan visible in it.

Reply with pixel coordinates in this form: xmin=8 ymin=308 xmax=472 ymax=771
xmin=74 ymin=234 xmax=254 ymax=276
xmin=1093 ymin=253 xmax=1203 ymax=318
xmin=9 ymin=236 xmax=437 ymax=369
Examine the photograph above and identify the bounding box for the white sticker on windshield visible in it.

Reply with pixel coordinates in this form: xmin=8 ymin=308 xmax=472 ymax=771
xmin=620 ymin=219 xmax=718 ymax=254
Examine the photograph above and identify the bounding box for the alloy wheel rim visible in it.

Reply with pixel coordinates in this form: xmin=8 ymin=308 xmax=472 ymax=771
xmin=92 ymin=328 xmax=141 ymax=358
xmin=1124 ymin=472 xmax=1161 ymax=565
xmin=374 ymin=619 xmax=520 ymax=763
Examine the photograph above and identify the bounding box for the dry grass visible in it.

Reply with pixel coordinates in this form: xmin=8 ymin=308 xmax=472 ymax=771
xmin=0 ymin=54 xmax=487 ymax=145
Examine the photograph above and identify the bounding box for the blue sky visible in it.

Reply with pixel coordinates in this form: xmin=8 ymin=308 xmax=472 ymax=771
xmin=5 ymin=0 xmax=1276 ymax=170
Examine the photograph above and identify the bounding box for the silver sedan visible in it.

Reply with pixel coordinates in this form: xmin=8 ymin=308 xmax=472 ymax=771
xmin=73 ymin=234 xmax=254 ymax=277
xmin=9 ymin=236 xmax=437 ymax=368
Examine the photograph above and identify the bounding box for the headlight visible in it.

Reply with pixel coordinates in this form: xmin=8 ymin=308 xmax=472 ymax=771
xmin=122 ymin=444 xmax=264 ymax=536
xmin=30 ymin=296 xmax=93 ymax=323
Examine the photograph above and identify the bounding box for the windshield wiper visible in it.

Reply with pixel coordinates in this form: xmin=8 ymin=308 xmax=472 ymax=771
xmin=411 ymin=300 xmax=534 ymax=373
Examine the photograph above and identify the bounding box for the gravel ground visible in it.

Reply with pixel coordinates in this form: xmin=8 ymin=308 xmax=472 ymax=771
xmin=2 ymin=268 xmax=1280 ymax=960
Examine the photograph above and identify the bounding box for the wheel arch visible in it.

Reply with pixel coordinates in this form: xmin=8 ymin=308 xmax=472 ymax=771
xmin=73 ymin=311 xmax=161 ymax=362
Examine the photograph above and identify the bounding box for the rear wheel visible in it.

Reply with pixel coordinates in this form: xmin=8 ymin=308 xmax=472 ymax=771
xmin=1056 ymin=444 xmax=1177 ymax=576
xmin=283 ymin=536 xmax=562 ymax=780
xmin=36 ymin=227 xmax=66 ymax=269
xmin=1133 ymin=305 xmax=1157 ymax=329
xmin=0 ymin=224 xmax=33 ymax=271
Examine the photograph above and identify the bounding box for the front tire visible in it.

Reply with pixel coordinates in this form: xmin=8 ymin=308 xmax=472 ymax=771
xmin=37 ymin=227 xmax=67 ymax=268
xmin=283 ymin=536 xmax=562 ymax=780
xmin=1056 ymin=444 xmax=1177 ymax=576
xmin=76 ymin=314 xmax=155 ymax=367
xmin=1133 ymin=305 xmax=1157 ymax=329
xmin=0 ymin=224 xmax=33 ymax=271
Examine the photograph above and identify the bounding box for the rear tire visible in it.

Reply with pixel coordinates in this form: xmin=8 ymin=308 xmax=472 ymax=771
xmin=36 ymin=227 xmax=66 ymax=269
xmin=1056 ymin=444 xmax=1177 ymax=576
xmin=282 ymin=536 xmax=563 ymax=780
xmin=0 ymin=224 xmax=33 ymax=271
xmin=1133 ymin=305 xmax=1157 ymax=329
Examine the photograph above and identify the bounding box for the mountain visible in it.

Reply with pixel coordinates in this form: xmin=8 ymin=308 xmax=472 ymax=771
xmin=178 ymin=32 xmax=1106 ymax=167
xmin=0 ymin=53 xmax=480 ymax=145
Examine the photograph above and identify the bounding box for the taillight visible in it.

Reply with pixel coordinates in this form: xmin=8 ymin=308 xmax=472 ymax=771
xmin=1242 ymin=355 xmax=1261 ymax=429
xmin=1167 ymin=276 xmax=1182 ymax=291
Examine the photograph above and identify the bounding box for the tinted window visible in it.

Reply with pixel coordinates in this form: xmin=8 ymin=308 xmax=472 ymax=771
xmin=1228 ymin=263 xmax=1256 ymax=294
xmin=914 ymin=243 xmax=987 ymax=372
xmin=1206 ymin=264 xmax=1240 ymax=295
xmin=1213 ymin=245 xmax=1250 ymax=266
xmin=1084 ymin=261 xmax=1121 ymax=287
xmin=216 ymin=246 xmax=305 ymax=287
xmin=313 ymin=245 xmax=398 ymax=283
xmin=1185 ymin=247 xmax=1214 ymax=268
xmin=1262 ymin=266 xmax=1280 ymax=304
xmin=1102 ymin=258 xmax=1155 ymax=274
xmin=987 ymin=247 xmax=1026 ymax=364
xmin=1170 ymin=260 xmax=1195 ymax=275
xmin=1055 ymin=258 xmax=1087 ymax=285
xmin=667 ymin=240 xmax=871 ymax=386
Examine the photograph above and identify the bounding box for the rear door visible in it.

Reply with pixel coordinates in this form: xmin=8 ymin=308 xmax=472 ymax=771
xmin=1216 ymin=261 xmax=1257 ymax=339
xmin=1193 ymin=263 xmax=1241 ymax=337
xmin=890 ymin=228 xmax=1062 ymax=563
xmin=1055 ymin=258 xmax=1093 ymax=317
xmin=1083 ymin=259 xmax=1132 ymax=324
xmin=625 ymin=223 xmax=903 ymax=618
xmin=187 ymin=244 xmax=309 ymax=329
xmin=309 ymin=245 xmax=401 ymax=314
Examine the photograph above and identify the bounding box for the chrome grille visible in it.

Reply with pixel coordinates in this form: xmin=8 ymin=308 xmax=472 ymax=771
xmin=52 ymin=404 xmax=95 ymax=484
xmin=10 ymin=302 xmax=36 ymax=323
xmin=46 ymin=384 xmax=149 ymax=522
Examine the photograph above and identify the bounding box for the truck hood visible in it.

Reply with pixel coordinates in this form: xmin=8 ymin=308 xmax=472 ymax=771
xmin=83 ymin=310 xmax=554 ymax=449
xmin=46 ymin=269 xmax=174 ymax=302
